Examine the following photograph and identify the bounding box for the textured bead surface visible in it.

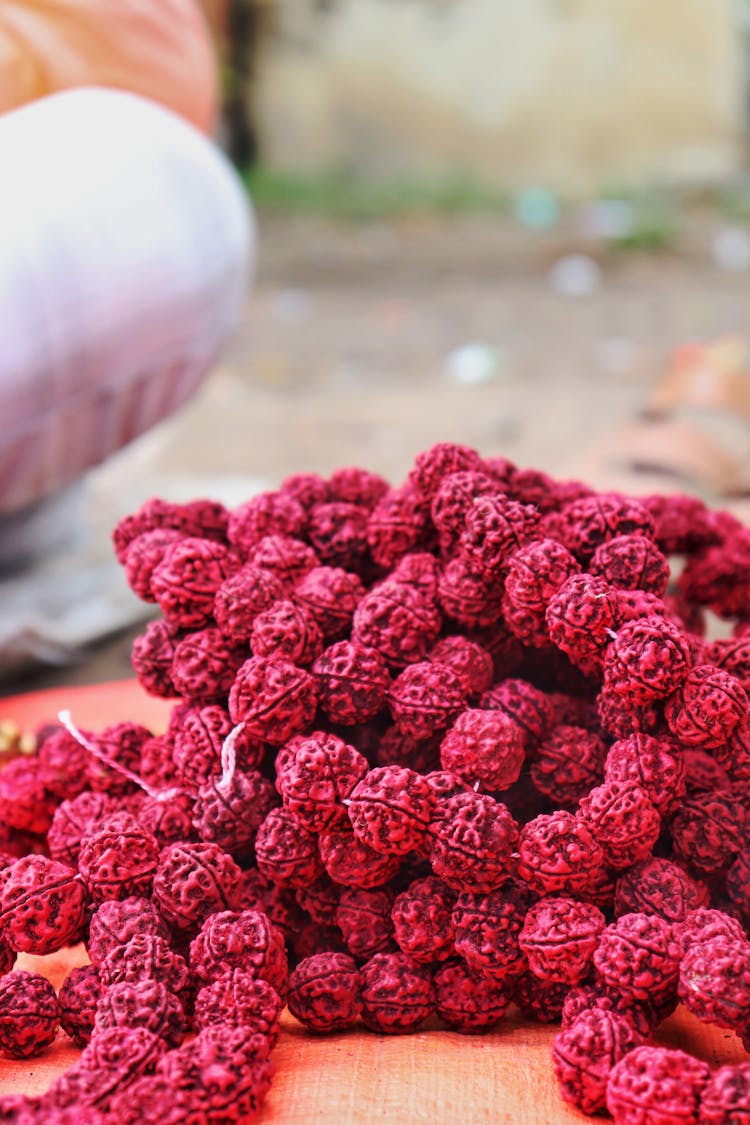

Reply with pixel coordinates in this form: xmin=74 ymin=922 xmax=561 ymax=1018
xmin=0 ymin=972 xmax=59 ymax=1058
xmin=0 ymin=855 xmax=86 ymax=954
xmin=359 ymin=952 xmax=435 ymax=1034
xmin=288 ymin=952 xmax=362 ymax=1032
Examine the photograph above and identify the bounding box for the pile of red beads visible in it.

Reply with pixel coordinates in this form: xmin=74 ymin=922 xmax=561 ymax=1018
xmin=0 ymin=441 xmax=748 ymax=1123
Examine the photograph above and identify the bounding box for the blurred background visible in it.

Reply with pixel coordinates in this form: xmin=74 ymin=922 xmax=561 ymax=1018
xmin=2 ymin=0 xmax=750 ymax=691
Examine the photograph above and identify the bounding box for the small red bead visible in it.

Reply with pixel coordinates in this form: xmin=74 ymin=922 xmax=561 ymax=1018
xmin=313 ymin=640 xmax=390 ymax=725
xmin=433 ymin=959 xmax=508 ymax=1033
xmin=519 ymin=896 xmax=605 ymax=985
xmin=0 ymin=855 xmax=86 ymax=954
xmin=0 ymin=972 xmax=59 ymax=1058
xmin=359 ymin=951 xmax=435 ymax=1034
xmin=552 ymin=1008 xmax=640 ymax=1116
xmin=228 ymin=656 xmax=318 ymax=745
xmin=606 ymin=1045 xmax=709 ymax=1125
xmin=288 ymin=952 xmax=362 ymax=1032
xmin=348 ymin=766 xmax=436 ymax=857
xmin=594 ymin=912 xmax=680 ymax=1003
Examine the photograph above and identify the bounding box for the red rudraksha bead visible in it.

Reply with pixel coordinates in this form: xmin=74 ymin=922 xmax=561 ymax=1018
xmin=614 ymin=858 xmax=709 ymax=922
xmin=596 ymin=680 xmax=662 ymax=741
xmin=517 ymin=811 xmax=605 ymax=898
xmin=606 ymin=1045 xmax=709 ymax=1125
xmin=152 ymin=1025 xmax=274 ymax=1122
xmin=438 ymin=557 xmax=505 ymax=629
xmin=294 ymin=566 xmax=364 ymax=640
xmin=578 ymin=780 xmax=661 ymax=870
xmin=594 ymin=912 xmax=680 ymax=1003
xmin=319 ymin=824 xmax=401 ymax=889
xmin=503 ymin=537 xmax=581 ymax=635
xmin=48 ymin=791 xmax=114 ymax=867
xmin=640 ymin=492 xmax=716 ymax=554
xmin=699 ymin=1063 xmax=750 ymax=1125
xmin=287 ymin=952 xmax=362 ymax=1032
xmin=137 ymin=733 xmax=180 ymax=794
xmin=561 ymin=981 xmax=655 ymax=1041
xmin=213 ymin=565 xmax=284 ymax=643
xmin=390 ymin=551 xmax=440 ymax=599
xmin=674 ymin=907 xmax=747 ymax=957
xmin=460 ymin=494 xmax=541 ymax=582
xmin=348 ymin=766 xmax=436 ymax=856
xmin=307 ymin=501 xmax=370 ymax=571
xmin=192 ymin=769 xmax=277 ymax=858
xmin=480 ymin=678 xmax=555 ymax=754
xmin=451 ymin=882 xmax=533 ymax=982
xmin=511 ymin=970 xmax=569 ymax=1023
xmin=58 ymin=965 xmax=103 ymax=1046
xmin=227 ymin=490 xmax=307 ymax=556
xmin=546 ymin=573 xmax=619 ymax=676
xmin=189 ymin=909 xmax=288 ymax=995
xmin=87 ymin=896 xmax=168 ymax=967
xmin=85 ymin=720 xmax=151 ymax=796
xmin=36 ymin=727 xmax=90 ymax=801
xmin=0 ymin=855 xmax=86 ymax=954
xmin=604 ymin=615 xmax=692 ymax=706
xmin=328 ymin=465 xmax=389 ymax=510
xmin=78 ymin=813 xmax=160 ymax=903
xmin=194 ymin=969 xmax=282 ymax=1042
xmin=391 ymin=876 xmax=455 ymax=963
xmin=408 ymin=442 xmax=484 ymax=503
xmin=295 ymin=876 xmax=340 ymax=927
xmin=255 ymin=808 xmax=324 ymax=887
xmin=375 ymin=726 xmax=441 ymax=773
xmin=561 ymin=493 xmax=655 ymax=561
xmin=727 ymin=847 xmax=750 ymax=920
xmin=280 ymin=472 xmax=329 ymax=510
xmin=679 ymin=523 xmax=750 ymax=620
xmin=98 ymin=934 xmax=190 ymax=1002
xmin=0 ymin=757 xmax=57 ymax=835
xmin=139 ymin=791 xmax=194 ymax=847
xmin=171 ymin=704 xmax=263 ymax=790
xmin=313 ymin=640 xmax=390 ymax=725
xmin=78 ymin=1026 xmax=165 ymax=1110
xmin=151 ymin=536 xmax=238 ymax=629
xmin=427 ymin=791 xmax=518 ymax=894
xmin=704 ymin=634 xmax=750 ymax=693
xmin=519 ymin=896 xmax=605 ymax=984
xmin=670 ymin=792 xmax=748 ymax=875
xmin=335 ymin=886 xmax=396 ymax=960
xmin=604 ymin=733 xmax=685 ymax=817
xmin=250 ymin=598 xmax=323 ymax=665
xmin=665 ymin=664 xmax=748 ymax=749
xmin=0 ymin=972 xmax=59 ymax=1058
xmin=367 ymin=486 xmax=429 ymax=570
xmin=359 ymin=951 xmax=435 ymax=1034
xmin=352 ymin=581 xmax=441 ymax=669
xmin=228 ymin=655 xmax=318 ymax=745
xmin=131 ymin=619 xmax=181 ymax=698
xmin=94 ymin=979 xmax=186 ymax=1047
xmin=430 ymin=470 xmax=496 ymax=550
xmin=123 ymin=528 xmax=184 ymax=601
xmin=530 ymin=724 xmax=607 ymax=808
xmin=427 ymin=636 xmax=494 ymax=699
xmin=276 ymin=731 xmax=368 ymax=833
xmin=683 ymin=748 xmax=733 ymax=794
xmin=552 ymin=1009 xmax=640 ymax=1116
xmin=113 ymin=497 xmax=186 ymax=563
xmin=439 ymin=708 xmax=524 ymax=792
xmin=678 ymin=935 xmax=750 ymax=1032
xmin=152 ymin=842 xmax=242 ymax=936
xmin=590 ymin=533 xmax=670 ymax=595
xmin=388 ymin=662 xmax=468 ymax=741
xmin=250 ymin=533 xmax=319 ymax=592
xmin=170 ymin=628 xmax=246 ymax=703
xmin=433 ymin=959 xmax=508 ymax=1033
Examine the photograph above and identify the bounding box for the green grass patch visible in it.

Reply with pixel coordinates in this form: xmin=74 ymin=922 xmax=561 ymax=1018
xmin=244 ymin=166 xmax=510 ymax=221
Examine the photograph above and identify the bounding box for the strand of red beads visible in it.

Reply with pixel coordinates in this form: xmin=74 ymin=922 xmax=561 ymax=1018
xmin=0 ymin=441 xmax=748 ymax=1125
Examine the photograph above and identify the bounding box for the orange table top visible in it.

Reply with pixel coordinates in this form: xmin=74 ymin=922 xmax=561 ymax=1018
xmin=0 ymin=680 xmax=746 ymax=1123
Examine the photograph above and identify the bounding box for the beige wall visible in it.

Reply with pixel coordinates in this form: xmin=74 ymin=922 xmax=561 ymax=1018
xmin=254 ymin=0 xmax=743 ymax=193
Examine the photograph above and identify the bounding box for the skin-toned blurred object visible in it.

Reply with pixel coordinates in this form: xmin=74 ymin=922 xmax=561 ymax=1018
xmin=0 ymin=0 xmax=218 ymax=131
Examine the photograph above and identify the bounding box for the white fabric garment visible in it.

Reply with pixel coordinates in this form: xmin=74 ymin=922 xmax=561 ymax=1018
xmin=0 ymin=86 xmax=254 ymax=516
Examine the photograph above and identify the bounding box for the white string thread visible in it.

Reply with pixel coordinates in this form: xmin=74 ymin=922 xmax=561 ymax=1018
xmin=58 ymin=710 xmax=184 ymax=803
xmin=216 ymin=722 xmax=244 ymax=793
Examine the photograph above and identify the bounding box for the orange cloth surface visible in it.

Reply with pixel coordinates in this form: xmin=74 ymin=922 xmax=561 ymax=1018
xmin=0 ymin=0 xmax=217 ymax=130
xmin=0 ymin=680 xmax=746 ymax=1122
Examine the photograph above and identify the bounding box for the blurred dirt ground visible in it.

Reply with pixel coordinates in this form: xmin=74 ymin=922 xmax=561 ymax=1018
xmin=5 ymin=209 xmax=750 ymax=695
